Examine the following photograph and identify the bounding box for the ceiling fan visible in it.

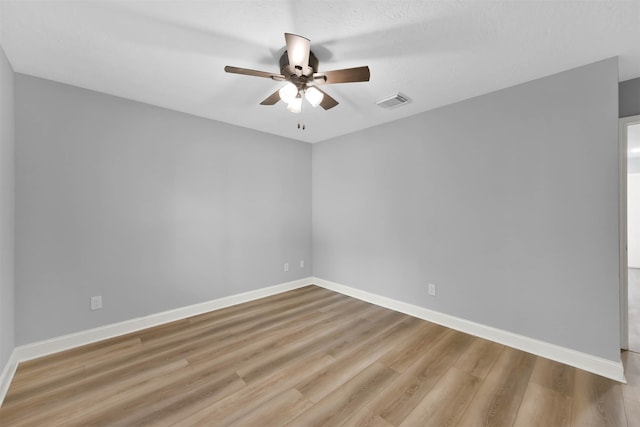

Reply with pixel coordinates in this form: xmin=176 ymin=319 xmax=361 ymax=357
xmin=224 ymin=33 xmax=370 ymax=113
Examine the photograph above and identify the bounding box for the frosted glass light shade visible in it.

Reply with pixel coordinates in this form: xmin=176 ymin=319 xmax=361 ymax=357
xmin=287 ymin=96 xmax=302 ymax=113
xmin=279 ymin=83 xmax=298 ymax=104
xmin=305 ymin=87 xmax=324 ymax=108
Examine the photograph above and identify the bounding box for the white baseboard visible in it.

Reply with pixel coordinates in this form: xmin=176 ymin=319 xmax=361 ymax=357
xmin=311 ymin=277 xmax=626 ymax=383
xmin=0 ymin=350 xmax=19 ymax=407
xmin=0 ymin=275 xmax=626 ymax=406
xmin=0 ymin=277 xmax=313 ymax=405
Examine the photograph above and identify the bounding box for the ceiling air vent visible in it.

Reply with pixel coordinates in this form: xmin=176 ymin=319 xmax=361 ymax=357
xmin=376 ymin=93 xmax=410 ymax=109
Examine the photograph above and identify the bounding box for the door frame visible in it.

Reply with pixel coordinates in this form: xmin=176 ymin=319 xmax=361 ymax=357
xmin=620 ymin=114 xmax=640 ymax=350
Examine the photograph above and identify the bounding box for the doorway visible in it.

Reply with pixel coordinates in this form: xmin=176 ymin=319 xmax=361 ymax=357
xmin=622 ymin=115 xmax=640 ymax=353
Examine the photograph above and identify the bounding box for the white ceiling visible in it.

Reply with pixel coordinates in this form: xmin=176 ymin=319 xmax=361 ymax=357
xmin=1 ymin=1 xmax=640 ymax=143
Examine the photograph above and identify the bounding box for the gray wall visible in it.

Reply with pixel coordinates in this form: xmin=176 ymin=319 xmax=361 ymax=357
xmin=15 ymin=75 xmax=312 ymax=344
xmin=0 ymin=47 xmax=15 ymax=368
xmin=620 ymin=77 xmax=640 ymax=118
xmin=312 ymin=58 xmax=621 ymax=361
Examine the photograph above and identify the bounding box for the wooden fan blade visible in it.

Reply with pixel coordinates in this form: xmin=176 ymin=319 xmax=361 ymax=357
xmin=284 ymin=33 xmax=310 ymax=70
xmin=314 ymin=87 xmax=339 ymax=110
xmin=225 ymin=66 xmax=285 ymax=81
xmin=313 ymin=66 xmax=370 ymax=84
xmin=260 ymin=90 xmax=281 ymax=105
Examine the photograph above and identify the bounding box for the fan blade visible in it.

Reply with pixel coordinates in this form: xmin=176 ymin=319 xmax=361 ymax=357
xmin=313 ymin=66 xmax=370 ymax=84
xmin=225 ymin=66 xmax=285 ymax=81
xmin=260 ymin=90 xmax=281 ymax=105
xmin=284 ymin=33 xmax=311 ymax=71
xmin=314 ymin=87 xmax=339 ymax=110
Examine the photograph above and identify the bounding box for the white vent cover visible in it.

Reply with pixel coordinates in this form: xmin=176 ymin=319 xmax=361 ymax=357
xmin=376 ymin=93 xmax=410 ymax=109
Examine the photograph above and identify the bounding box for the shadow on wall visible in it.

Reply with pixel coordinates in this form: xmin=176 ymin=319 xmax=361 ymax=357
xmin=620 ymin=77 xmax=640 ymax=118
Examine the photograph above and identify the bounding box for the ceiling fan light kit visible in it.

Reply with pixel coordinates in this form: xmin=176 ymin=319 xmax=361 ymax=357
xmin=278 ymin=82 xmax=298 ymax=103
xmin=225 ymin=33 xmax=370 ymax=114
xmin=286 ymin=95 xmax=303 ymax=113
xmin=277 ymin=82 xmax=323 ymax=113
xmin=305 ymin=87 xmax=324 ymax=108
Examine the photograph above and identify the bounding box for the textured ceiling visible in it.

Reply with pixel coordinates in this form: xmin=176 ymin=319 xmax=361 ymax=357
xmin=2 ymin=1 xmax=640 ymax=143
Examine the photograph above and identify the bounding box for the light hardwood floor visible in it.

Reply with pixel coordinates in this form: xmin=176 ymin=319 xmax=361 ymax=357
xmin=1 ymin=285 xmax=639 ymax=426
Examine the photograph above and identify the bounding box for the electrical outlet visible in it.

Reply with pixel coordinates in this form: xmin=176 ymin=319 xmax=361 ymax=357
xmin=284 ymin=262 xmax=289 ymax=272
xmin=90 ymin=295 xmax=102 ymax=310
xmin=300 ymin=260 xmax=304 ymax=268
xmin=428 ymin=283 xmax=436 ymax=296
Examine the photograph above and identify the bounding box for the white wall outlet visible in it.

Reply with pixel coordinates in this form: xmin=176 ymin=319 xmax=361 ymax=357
xmin=299 ymin=260 xmax=304 ymax=268
xmin=284 ymin=262 xmax=289 ymax=272
xmin=90 ymin=295 xmax=102 ymax=310
xmin=428 ymin=283 xmax=436 ymax=296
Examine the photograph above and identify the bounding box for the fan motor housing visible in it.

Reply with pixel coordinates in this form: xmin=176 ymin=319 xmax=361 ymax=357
xmin=280 ymin=51 xmax=318 ymax=79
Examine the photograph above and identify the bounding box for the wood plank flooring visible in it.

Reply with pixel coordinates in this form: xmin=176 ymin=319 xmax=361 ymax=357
xmin=1 ymin=285 xmax=638 ymax=426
